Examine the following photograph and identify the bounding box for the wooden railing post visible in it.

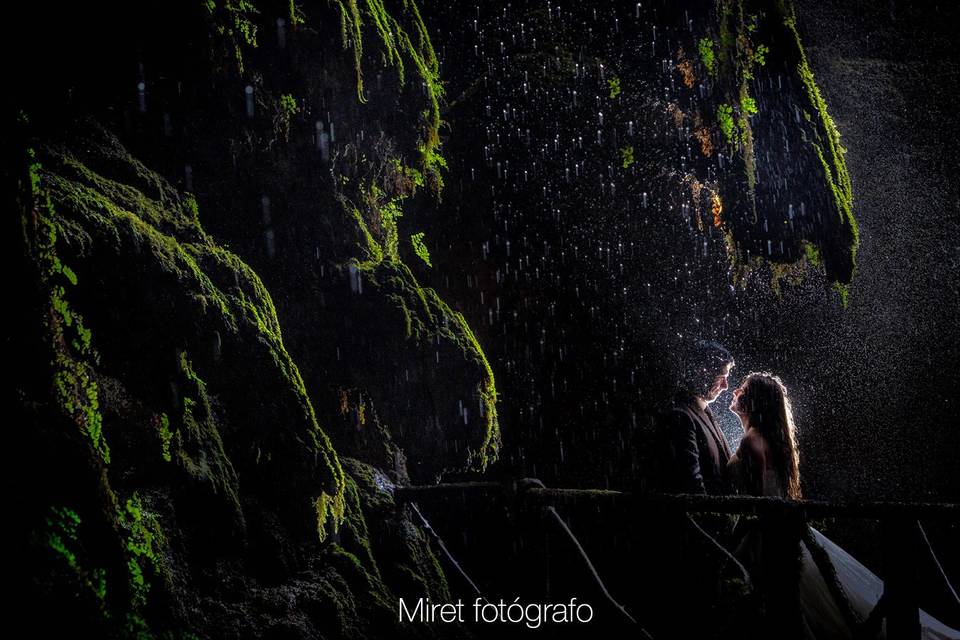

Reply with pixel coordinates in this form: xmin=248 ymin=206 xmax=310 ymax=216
xmin=759 ymin=509 xmax=804 ymax=640
xmin=882 ymin=518 xmax=921 ymax=639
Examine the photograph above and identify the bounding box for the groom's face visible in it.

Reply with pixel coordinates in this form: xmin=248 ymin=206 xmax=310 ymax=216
xmin=704 ymin=362 xmax=733 ymax=403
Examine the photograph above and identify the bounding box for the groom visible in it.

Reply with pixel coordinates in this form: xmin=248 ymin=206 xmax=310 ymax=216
xmin=659 ymin=339 xmax=735 ymax=495
xmin=638 ymin=340 xmax=736 ymax=638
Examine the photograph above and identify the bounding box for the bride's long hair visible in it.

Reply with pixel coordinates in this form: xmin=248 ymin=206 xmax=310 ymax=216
xmin=740 ymin=372 xmax=802 ymax=500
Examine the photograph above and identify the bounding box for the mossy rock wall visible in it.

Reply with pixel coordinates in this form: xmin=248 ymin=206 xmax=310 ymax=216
xmin=42 ymin=122 xmax=345 ymax=547
xmin=14 ymin=120 xmax=460 ymax=639
xmin=704 ymin=0 xmax=858 ymax=286
xmin=317 ymin=257 xmax=499 ymax=483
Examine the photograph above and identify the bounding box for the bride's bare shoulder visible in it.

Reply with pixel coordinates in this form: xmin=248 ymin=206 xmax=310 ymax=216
xmin=737 ymin=429 xmax=766 ymax=461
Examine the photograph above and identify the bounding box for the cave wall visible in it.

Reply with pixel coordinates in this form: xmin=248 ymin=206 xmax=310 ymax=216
xmin=11 ymin=0 xmax=498 ymax=637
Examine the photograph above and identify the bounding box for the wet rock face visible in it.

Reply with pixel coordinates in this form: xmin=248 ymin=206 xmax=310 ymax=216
xmin=16 ymin=120 xmax=466 ymax=639
xmin=41 ymin=123 xmax=344 ymax=545
xmin=125 ymin=0 xmax=501 ymax=484
xmin=17 ymin=0 xmax=498 ymax=473
xmin=17 ymin=123 xmax=337 ymax=634
xmin=432 ymin=0 xmax=855 ymax=284
xmin=721 ymin=0 xmax=857 ymax=286
xmin=325 ymin=259 xmax=499 ymax=483
xmin=14 ymin=0 xmax=498 ymax=636
xmin=422 ymin=0 xmax=857 ymax=486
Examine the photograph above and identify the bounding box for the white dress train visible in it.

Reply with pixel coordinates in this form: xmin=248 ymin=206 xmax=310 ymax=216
xmin=798 ymin=526 xmax=958 ymax=639
xmin=731 ymin=464 xmax=959 ymax=639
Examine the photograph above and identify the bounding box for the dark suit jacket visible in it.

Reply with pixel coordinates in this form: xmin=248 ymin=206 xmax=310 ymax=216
xmin=659 ymin=398 xmax=733 ymax=495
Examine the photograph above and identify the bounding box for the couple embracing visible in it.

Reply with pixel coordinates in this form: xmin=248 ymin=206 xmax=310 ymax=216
xmin=661 ymin=340 xmax=797 ymax=502
xmin=657 ymin=340 xmax=958 ymax=640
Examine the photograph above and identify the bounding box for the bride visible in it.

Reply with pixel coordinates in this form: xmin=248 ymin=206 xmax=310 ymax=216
xmin=725 ymin=372 xmax=959 ymax=640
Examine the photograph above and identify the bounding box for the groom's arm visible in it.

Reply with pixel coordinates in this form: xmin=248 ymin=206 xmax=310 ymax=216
xmin=664 ymin=410 xmax=707 ymax=494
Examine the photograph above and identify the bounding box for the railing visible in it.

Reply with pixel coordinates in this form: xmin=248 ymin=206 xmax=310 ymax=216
xmin=395 ymin=481 xmax=960 ymax=639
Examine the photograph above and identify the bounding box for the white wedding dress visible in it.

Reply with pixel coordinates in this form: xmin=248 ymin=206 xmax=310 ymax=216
xmin=730 ymin=463 xmax=959 ymax=640
xmin=797 ymin=525 xmax=958 ymax=639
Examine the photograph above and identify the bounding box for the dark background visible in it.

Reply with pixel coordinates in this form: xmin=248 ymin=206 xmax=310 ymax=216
xmin=10 ymin=0 xmax=959 ymax=636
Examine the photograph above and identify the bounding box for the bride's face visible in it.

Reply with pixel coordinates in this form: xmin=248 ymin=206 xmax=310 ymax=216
xmin=729 ymin=383 xmax=748 ymax=422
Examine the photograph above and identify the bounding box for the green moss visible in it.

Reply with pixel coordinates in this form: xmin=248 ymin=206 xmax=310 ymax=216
xmin=52 ymin=146 xmax=206 ymax=242
xmin=348 ymin=179 xmax=413 ymax=267
xmin=205 ymin=0 xmax=259 ymax=74
xmin=182 ymin=194 xmax=201 ymax=226
xmin=409 ymin=231 xmax=431 ymax=267
xmin=23 ymin=129 xmax=264 ymax=639
xmin=389 ymin=157 xmax=425 ymax=192
xmin=444 ymin=300 xmax=500 ymax=470
xmin=325 ymin=4 xmax=498 ymax=470
xmin=714 ymin=0 xmax=764 ymax=211
xmin=45 ymin=506 xmax=109 ymax=606
xmin=714 ymin=1 xmax=855 ymax=287
xmin=276 ymin=93 xmax=300 ymax=142
xmin=158 ymin=413 xmax=173 ymax=462
xmin=769 ymin=260 xmax=802 ymax=298
xmin=832 ymin=281 xmax=850 ymax=308
xmin=31 ymin=155 xmax=110 ymax=464
xmin=766 ymin=240 xmax=826 ymax=295
xmin=351 ymin=206 xmax=385 ymax=268
xmin=280 ymin=94 xmax=298 ymax=113
xmin=27 ymin=141 xmax=157 ymax=636
xmin=326 ymin=2 xmax=498 ymax=474
xmin=331 ymin=0 xmax=446 ymax=191
xmin=116 ymin=493 xmax=175 ymax=639
xmin=46 ymin=506 xmax=82 ymax=566
xmin=373 ymin=262 xmax=500 ymax=469
xmin=739 ymin=111 xmax=757 ymax=213
xmin=288 ymin=0 xmax=305 ymax=26
xmin=395 ymin=295 xmax=414 ymax=338
xmin=342 ymin=458 xmax=451 ymax=601
xmin=607 ymin=75 xmax=621 ymax=99
xmin=380 ymin=198 xmax=403 ymax=260
xmin=717 ymin=103 xmax=737 ymax=144
xmin=314 ymin=462 xmax=443 ymax=632
xmin=118 ymin=494 xmax=168 ymax=609
xmin=347 ymin=253 xmax=501 ymax=470
xmin=327 ymin=544 xmax=394 ymax=609
xmin=698 ymin=37 xmax=716 ymax=76
xmin=339 ymin=476 xmax=385 ymax=579
xmin=334 ymin=0 xmax=365 ymax=97
xmin=780 ymin=3 xmax=857 ymax=278
xmin=171 ymin=351 xmax=243 ymax=522
xmin=315 ymin=490 xmax=346 ymax=543
xmin=41 ymin=128 xmax=347 ymax=544
xmin=752 ymin=43 xmax=769 ymax=67
xmin=42 ymin=494 xmax=172 ymax=637
xmin=28 ymin=145 xmax=42 ymax=194
xmin=801 ymin=241 xmax=822 ymax=267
